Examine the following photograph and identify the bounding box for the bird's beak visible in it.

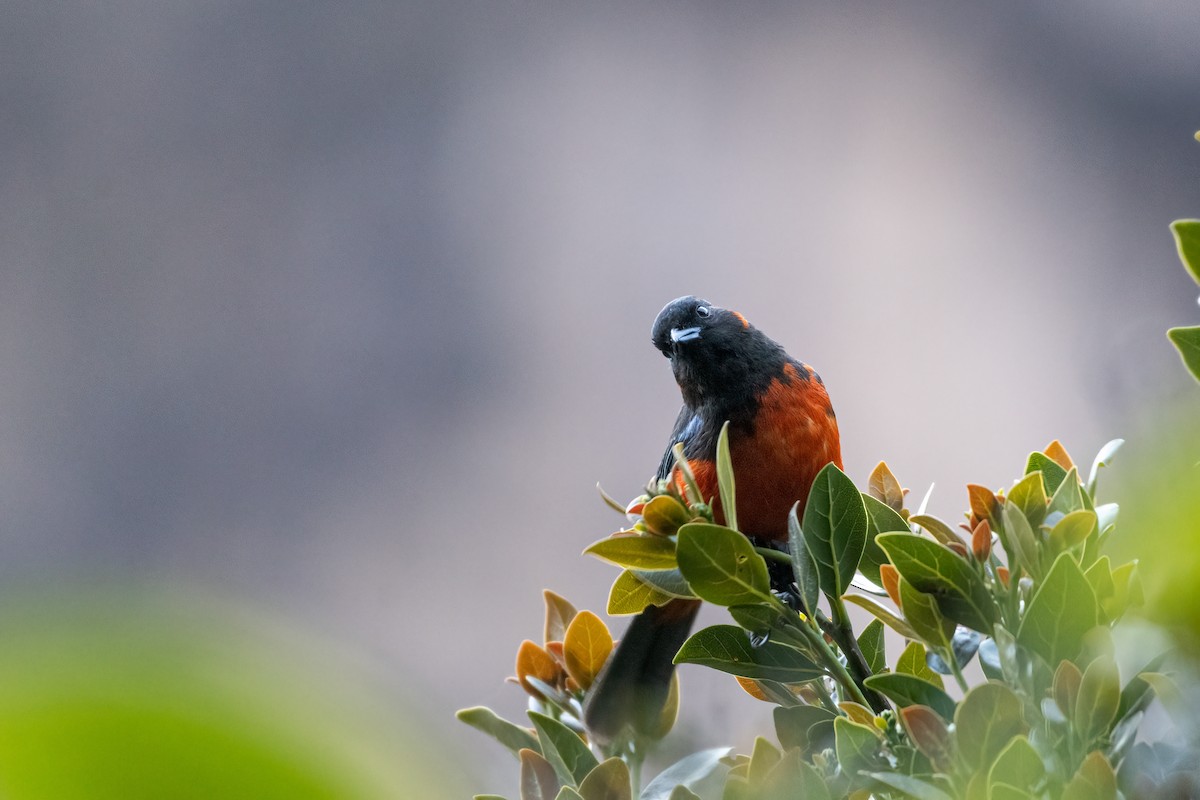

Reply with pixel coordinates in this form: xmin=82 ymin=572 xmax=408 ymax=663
xmin=670 ymin=326 xmax=702 ymax=343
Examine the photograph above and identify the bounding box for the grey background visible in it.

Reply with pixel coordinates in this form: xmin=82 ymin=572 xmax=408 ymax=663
xmin=2 ymin=0 xmax=1198 ymax=790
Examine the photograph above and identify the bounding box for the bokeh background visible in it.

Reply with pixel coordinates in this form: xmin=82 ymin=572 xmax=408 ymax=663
xmin=2 ymin=1 xmax=1199 ymax=796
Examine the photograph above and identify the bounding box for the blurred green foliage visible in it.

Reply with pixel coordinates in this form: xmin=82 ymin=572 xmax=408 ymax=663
xmin=0 ymin=587 xmax=459 ymax=799
xmin=1107 ymin=409 xmax=1200 ymax=649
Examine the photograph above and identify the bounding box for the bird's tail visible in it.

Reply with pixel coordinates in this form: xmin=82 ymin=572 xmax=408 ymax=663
xmin=582 ymin=598 xmax=700 ymax=745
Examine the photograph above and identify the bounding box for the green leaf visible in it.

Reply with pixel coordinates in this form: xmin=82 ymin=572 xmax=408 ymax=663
xmin=1007 ymin=473 xmax=1048 ymax=529
xmin=607 ymin=570 xmax=675 ymax=615
xmin=991 ymin=787 xmax=1034 ymax=800
xmin=953 ymin=683 xmax=1027 ymax=771
xmin=862 ymin=773 xmax=953 ymax=800
xmin=640 ymin=496 xmax=692 ymax=536
xmin=640 ymin=747 xmax=731 ymax=800
xmin=987 ymin=736 xmax=1044 ymax=795
xmin=1018 ymin=552 xmax=1098 ymax=666
xmin=773 ymin=704 xmax=837 ymax=753
xmin=577 ymin=758 xmax=631 ymax=800
xmin=802 ymin=463 xmax=868 ymax=600
xmin=907 ymin=514 xmax=963 ymax=547
xmin=1047 ymin=510 xmax=1096 ymax=553
xmin=1025 ymin=453 xmax=1068 ymax=496
xmin=665 ymin=789 xmax=699 ymax=800
xmin=843 ymin=593 xmax=918 ymax=639
xmin=857 ymin=619 xmax=886 ymax=675
xmin=1138 ymin=672 xmax=1186 ymax=726
xmin=675 ymin=523 xmax=771 ymax=606
xmin=632 ymin=568 xmax=697 ymax=600
xmin=898 ymin=579 xmax=954 ymax=650
xmin=1061 ymin=751 xmax=1116 ymax=800
xmin=746 ymin=736 xmax=780 ymax=785
xmin=456 ymin=707 xmax=541 ymax=756
xmin=1048 ymin=468 xmax=1084 ymax=516
xmin=1109 ymin=561 xmax=1144 ymax=617
xmin=992 ymin=625 xmax=1021 ymax=686
xmin=834 ymin=717 xmax=883 ymax=778
xmin=1085 ymin=558 xmax=1115 ymax=620
xmin=716 ymin=421 xmax=738 ymax=532
xmin=861 ymin=494 xmax=908 ymax=586
xmin=1074 ymin=655 xmax=1120 ymax=742
xmin=529 ymin=711 xmax=599 ymax=787
xmin=585 ymin=535 xmax=678 ymax=570
xmin=787 ymin=503 xmax=821 ymax=613
xmin=759 ymin=750 xmax=831 ymax=800
xmin=1168 ymin=326 xmax=1200 ymax=383
xmin=895 ymin=641 xmax=943 ymax=688
xmin=1115 ymin=654 xmax=1168 ymax=723
xmin=556 ymin=789 xmax=585 ymax=800
xmin=1086 ymin=439 xmax=1123 ymax=498
xmin=727 ymin=604 xmax=788 ymax=637
xmin=674 ymin=625 xmax=824 ymax=682
xmin=877 ymin=533 xmax=994 ymax=632
xmin=864 ymin=673 xmax=957 ymax=721
xmin=1171 ymin=219 xmax=1200 ymax=285
xmin=1002 ymin=503 xmax=1042 ymax=581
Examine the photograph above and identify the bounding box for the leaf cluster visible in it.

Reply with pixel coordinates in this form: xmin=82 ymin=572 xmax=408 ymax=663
xmin=1168 ymin=219 xmax=1200 ymax=383
xmin=462 ymin=433 xmax=1190 ymax=799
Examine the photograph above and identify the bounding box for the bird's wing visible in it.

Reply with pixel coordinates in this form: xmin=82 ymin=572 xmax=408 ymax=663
xmin=655 ymin=405 xmax=701 ymax=481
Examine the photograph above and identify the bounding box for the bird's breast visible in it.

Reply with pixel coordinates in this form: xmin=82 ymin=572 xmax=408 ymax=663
xmin=674 ymin=363 xmax=842 ymax=541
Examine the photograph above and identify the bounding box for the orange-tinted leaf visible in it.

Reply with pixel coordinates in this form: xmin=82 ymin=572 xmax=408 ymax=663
xmin=520 ymin=747 xmax=561 ymax=800
xmin=971 ymin=520 xmax=993 ymax=562
xmin=517 ymin=640 xmax=563 ymax=698
xmin=563 ymin=611 xmax=613 ymax=690
xmin=546 ymin=641 xmax=566 ymax=666
xmin=544 ymin=590 xmax=578 ymax=645
xmin=880 ymin=564 xmax=901 ymax=606
xmin=839 ymin=702 xmax=878 ymax=729
xmin=997 ymin=566 xmax=1010 ymax=588
xmin=1054 ymin=659 xmax=1083 ymax=717
xmin=625 ymin=494 xmax=651 ymax=516
xmin=967 ymin=484 xmax=998 ymax=522
xmin=869 ymin=462 xmax=905 ymax=512
xmin=736 ymin=676 xmax=771 ymax=702
xmin=900 ymin=705 xmax=954 ymax=770
xmin=1044 ymin=440 xmax=1076 ymax=471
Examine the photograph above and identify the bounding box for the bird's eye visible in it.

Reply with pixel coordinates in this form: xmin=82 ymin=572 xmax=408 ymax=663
xmin=696 ymin=306 xmax=711 ymax=318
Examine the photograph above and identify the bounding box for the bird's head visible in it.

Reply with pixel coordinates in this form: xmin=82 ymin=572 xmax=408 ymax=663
xmin=651 ymin=296 xmax=782 ymax=407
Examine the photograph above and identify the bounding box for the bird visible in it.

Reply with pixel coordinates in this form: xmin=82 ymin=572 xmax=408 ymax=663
xmin=582 ymin=295 xmax=843 ymax=744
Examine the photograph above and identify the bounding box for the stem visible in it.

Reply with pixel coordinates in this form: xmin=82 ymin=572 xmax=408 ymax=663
xmin=947 ymin=647 xmax=971 ymax=693
xmin=809 ymin=677 xmax=839 ymax=714
xmin=824 ymin=598 xmax=891 ymax=714
xmin=629 ymin=747 xmax=643 ymax=796
xmin=754 ymin=546 xmax=793 ymax=565
xmin=782 ymin=611 xmax=871 ymax=709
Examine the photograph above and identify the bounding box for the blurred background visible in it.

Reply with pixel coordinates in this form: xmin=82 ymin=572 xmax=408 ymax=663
xmin=1 ymin=1 xmax=1198 ymax=796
